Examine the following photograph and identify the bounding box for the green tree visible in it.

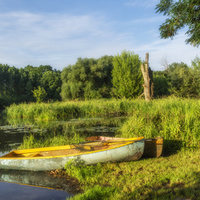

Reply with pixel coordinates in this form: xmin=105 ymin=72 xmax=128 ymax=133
xmin=154 ymin=59 xmax=200 ymax=98
xmin=22 ymin=65 xmax=61 ymax=102
xmin=92 ymin=55 xmax=113 ymax=98
xmin=32 ymin=86 xmax=47 ymax=103
xmin=0 ymin=65 xmax=22 ymax=101
xmin=190 ymin=56 xmax=200 ymax=96
xmin=0 ymin=64 xmax=10 ymax=97
xmin=111 ymin=50 xmax=143 ymax=99
xmin=153 ymin=71 xmax=169 ymax=98
xmin=0 ymin=64 xmax=61 ymax=103
xmin=156 ymin=0 xmax=200 ymax=46
xmin=61 ymin=58 xmax=94 ymax=100
xmin=61 ymin=56 xmax=113 ymax=100
xmin=192 ymin=56 xmax=200 ymax=69
xmin=40 ymin=70 xmax=62 ymax=101
xmin=23 ymin=65 xmax=41 ymax=101
xmin=166 ymin=62 xmax=198 ymax=97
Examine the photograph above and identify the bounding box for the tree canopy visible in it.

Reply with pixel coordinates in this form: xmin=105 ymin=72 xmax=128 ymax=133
xmin=112 ymin=51 xmax=143 ymax=99
xmin=61 ymin=56 xmax=113 ymax=100
xmin=153 ymin=58 xmax=200 ymax=98
xmin=32 ymin=86 xmax=47 ymax=103
xmin=0 ymin=64 xmax=61 ymax=104
xmin=156 ymin=0 xmax=200 ymax=46
xmin=1 ymin=53 xmax=200 ymax=108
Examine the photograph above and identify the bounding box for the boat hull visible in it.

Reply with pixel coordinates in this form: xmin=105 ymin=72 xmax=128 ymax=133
xmin=0 ymin=139 xmax=144 ymax=171
xmin=86 ymin=136 xmax=163 ymax=158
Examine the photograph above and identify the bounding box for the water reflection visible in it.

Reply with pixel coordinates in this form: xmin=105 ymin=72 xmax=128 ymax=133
xmin=0 ymin=181 xmax=72 ymax=200
xmin=0 ymin=116 xmax=127 ymax=153
xmin=0 ymin=170 xmax=72 ymax=191
xmin=0 ymin=124 xmax=47 ymax=152
xmin=10 ymin=117 xmax=127 ymax=150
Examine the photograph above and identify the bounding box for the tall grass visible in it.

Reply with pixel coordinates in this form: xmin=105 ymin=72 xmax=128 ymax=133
xmin=4 ymin=99 xmax=146 ymax=121
xmin=9 ymin=97 xmax=200 ymax=199
xmin=119 ymin=97 xmax=200 ymax=151
xmin=5 ymin=97 xmax=200 ymax=150
xmin=17 ymin=117 xmax=126 ymax=149
xmin=18 ymin=132 xmax=85 ymax=149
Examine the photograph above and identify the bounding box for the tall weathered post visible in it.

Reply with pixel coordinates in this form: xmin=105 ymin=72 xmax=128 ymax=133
xmin=140 ymin=53 xmax=153 ymax=102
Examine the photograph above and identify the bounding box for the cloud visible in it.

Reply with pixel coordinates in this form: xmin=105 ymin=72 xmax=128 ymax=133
xmin=0 ymin=12 xmax=98 ymax=49
xmin=0 ymin=12 xmax=115 ymax=68
xmin=0 ymin=11 xmax=139 ymax=69
xmin=0 ymin=11 xmax=199 ymax=71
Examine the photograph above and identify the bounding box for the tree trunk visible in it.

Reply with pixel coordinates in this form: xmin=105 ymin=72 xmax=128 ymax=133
xmin=140 ymin=53 xmax=153 ymax=102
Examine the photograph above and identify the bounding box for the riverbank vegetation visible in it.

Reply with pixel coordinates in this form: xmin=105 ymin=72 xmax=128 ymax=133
xmin=6 ymin=97 xmax=199 ymax=199
xmin=67 ymin=149 xmax=200 ymax=200
xmin=5 ymin=97 xmax=200 ymax=152
xmin=4 ymin=98 xmax=143 ymax=120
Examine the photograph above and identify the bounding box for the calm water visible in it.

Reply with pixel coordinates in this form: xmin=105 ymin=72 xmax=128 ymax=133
xmin=0 ymin=116 xmax=125 ymax=200
xmin=0 ymin=119 xmax=73 ymax=200
xmin=0 ymin=182 xmax=72 ymax=200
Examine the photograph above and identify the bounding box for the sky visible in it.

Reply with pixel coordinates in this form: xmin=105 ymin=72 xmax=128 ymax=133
xmin=0 ymin=0 xmax=199 ymax=71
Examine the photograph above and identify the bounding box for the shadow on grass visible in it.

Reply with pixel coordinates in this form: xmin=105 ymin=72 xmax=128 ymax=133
xmin=128 ymin=172 xmax=200 ymax=200
xmin=162 ymin=139 xmax=184 ymax=157
xmin=162 ymin=139 xmax=198 ymax=157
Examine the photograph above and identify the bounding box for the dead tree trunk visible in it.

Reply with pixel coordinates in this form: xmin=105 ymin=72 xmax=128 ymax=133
xmin=140 ymin=53 xmax=153 ymax=102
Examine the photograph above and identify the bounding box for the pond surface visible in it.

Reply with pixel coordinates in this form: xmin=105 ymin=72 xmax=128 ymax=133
xmin=0 ymin=116 xmax=126 ymax=200
xmin=0 ymin=181 xmax=71 ymax=200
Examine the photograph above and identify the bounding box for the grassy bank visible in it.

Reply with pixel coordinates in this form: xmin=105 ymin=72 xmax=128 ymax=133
xmin=66 ymin=149 xmax=200 ymax=200
xmin=119 ymin=97 xmax=200 ymax=151
xmin=4 ymin=97 xmax=200 ymax=199
xmin=5 ymin=97 xmax=200 ymax=150
xmin=4 ymin=99 xmax=147 ymax=121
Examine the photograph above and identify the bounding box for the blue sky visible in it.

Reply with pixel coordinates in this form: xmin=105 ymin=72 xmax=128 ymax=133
xmin=0 ymin=0 xmax=199 ymax=71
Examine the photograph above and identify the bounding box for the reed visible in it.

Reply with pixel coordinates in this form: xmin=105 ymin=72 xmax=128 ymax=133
xmin=6 ymin=97 xmax=200 ymax=150
xmin=17 ymin=116 xmax=126 ymax=149
xmin=119 ymin=97 xmax=200 ymax=151
xmin=4 ymin=99 xmax=146 ymax=121
xmin=18 ymin=132 xmax=85 ymax=149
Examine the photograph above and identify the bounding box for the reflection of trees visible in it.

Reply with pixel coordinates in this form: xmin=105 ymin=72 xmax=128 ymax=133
xmin=0 ymin=129 xmax=25 ymax=153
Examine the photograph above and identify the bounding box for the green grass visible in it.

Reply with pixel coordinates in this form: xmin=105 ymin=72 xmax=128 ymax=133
xmin=5 ymin=97 xmax=200 ymax=199
xmin=5 ymin=97 xmax=200 ymax=151
xmin=18 ymin=133 xmax=85 ymax=149
xmin=119 ymin=97 xmax=200 ymax=151
xmin=3 ymin=99 xmax=147 ymax=121
xmin=67 ymin=149 xmax=200 ymax=200
xmin=17 ymin=117 xmax=126 ymax=149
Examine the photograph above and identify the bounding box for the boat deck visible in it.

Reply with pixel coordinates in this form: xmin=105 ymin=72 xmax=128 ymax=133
xmin=1 ymin=141 xmax=127 ymax=158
